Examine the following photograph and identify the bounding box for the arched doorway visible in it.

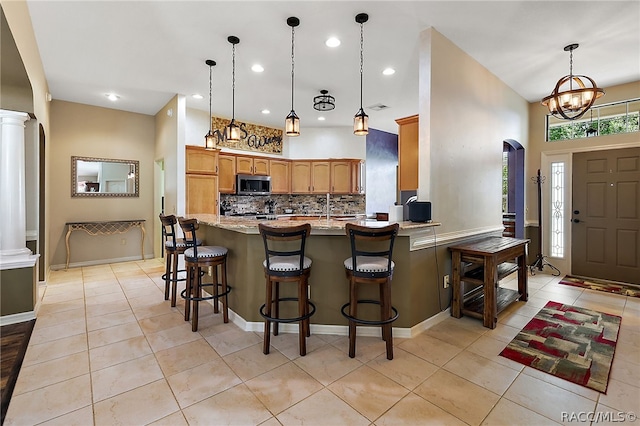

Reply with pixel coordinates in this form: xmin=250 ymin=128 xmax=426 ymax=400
xmin=503 ymin=139 xmax=524 ymax=238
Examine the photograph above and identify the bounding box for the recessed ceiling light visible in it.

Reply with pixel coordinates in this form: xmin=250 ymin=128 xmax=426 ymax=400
xmin=192 ymin=94 xmax=204 ymax=99
xmin=318 ymin=116 xmax=326 ymax=121
xmin=105 ymin=93 xmax=119 ymax=101
xmin=325 ymin=37 xmax=341 ymax=47
xmin=382 ymin=68 xmax=396 ymax=76
xmin=261 ymin=109 xmax=270 ymax=114
xmin=252 ymin=64 xmax=264 ymax=73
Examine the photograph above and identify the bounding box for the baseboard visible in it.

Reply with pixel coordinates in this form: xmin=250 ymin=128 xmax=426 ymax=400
xmin=213 ymin=299 xmax=449 ymax=338
xmin=50 ymin=254 xmax=155 ymax=270
xmin=0 ymin=311 xmax=36 ymax=327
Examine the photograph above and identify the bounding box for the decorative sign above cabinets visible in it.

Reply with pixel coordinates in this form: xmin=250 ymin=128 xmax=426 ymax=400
xmin=211 ymin=117 xmax=283 ymax=154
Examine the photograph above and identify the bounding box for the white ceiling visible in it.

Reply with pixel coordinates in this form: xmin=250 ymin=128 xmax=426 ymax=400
xmin=26 ymin=1 xmax=640 ymax=134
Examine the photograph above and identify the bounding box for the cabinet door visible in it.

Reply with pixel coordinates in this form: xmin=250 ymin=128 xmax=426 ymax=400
xmin=396 ymin=115 xmax=418 ymax=191
xmin=330 ymin=161 xmax=351 ymax=194
xmin=253 ymin=158 xmax=270 ymax=176
xmin=186 ymin=146 xmax=218 ymax=175
xmin=291 ymin=161 xmax=311 ymax=193
xmin=351 ymin=160 xmax=365 ymax=194
xmin=270 ymin=160 xmax=290 ymax=194
xmin=218 ymin=154 xmax=236 ymax=193
xmin=311 ymin=161 xmax=331 ymax=193
xmin=186 ymin=174 xmax=218 ymax=214
xmin=236 ymin=156 xmax=253 ymax=175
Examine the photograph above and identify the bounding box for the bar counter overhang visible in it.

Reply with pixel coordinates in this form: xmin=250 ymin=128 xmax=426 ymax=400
xmin=188 ymin=214 xmax=443 ymax=337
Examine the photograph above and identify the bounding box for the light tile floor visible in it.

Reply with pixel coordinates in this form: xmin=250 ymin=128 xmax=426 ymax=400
xmin=4 ymin=259 xmax=640 ymax=425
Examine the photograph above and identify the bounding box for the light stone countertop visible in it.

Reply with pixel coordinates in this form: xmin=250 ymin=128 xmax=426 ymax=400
xmin=188 ymin=214 xmax=440 ymax=236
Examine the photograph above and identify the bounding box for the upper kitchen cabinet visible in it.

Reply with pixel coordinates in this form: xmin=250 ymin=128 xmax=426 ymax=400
xmin=237 ymin=156 xmax=269 ymax=176
xmin=350 ymin=160 xmax=365 ymax=194
xmin=218 ymin=154 xmax=237 ymax=193
xmin=186 ymin=174 xmax=218 ymax=214
xmin=270 ymin=159 xmax=290 ymax=194
xmin=396 ymin=115 xmax=418 ymax=191
xmin=291 ymin=161 xmax=311 ymax=193
xmin=311 ymin=161 xmax=331 ymax=194
xmin=186 ymin=146 xmax=218 ymax=175
xmin=330 ymin=161 xmax=351 ymax=194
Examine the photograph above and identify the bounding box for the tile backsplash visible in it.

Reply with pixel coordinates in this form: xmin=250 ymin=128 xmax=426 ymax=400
xmin=220 ymin=194 xmax=365 ymax=216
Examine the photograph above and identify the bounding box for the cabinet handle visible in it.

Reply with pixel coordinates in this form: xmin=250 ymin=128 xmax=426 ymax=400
xmin=308 ymin=186 xmax=311 ymax=191
xmin=216 ymin=165 xmax=218 ymax=173
xmin=332 ymin=186 xmax=334 ymax=192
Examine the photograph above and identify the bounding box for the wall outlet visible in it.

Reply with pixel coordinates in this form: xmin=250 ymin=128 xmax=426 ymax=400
xmin=120 ymin=238 xmax=126 ymax=245
xmin=443 ymin=275 xmax=450 ymax=288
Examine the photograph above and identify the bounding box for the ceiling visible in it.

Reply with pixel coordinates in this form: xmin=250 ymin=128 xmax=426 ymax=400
xmin=25 ymin=1 xmax=640 ymax=134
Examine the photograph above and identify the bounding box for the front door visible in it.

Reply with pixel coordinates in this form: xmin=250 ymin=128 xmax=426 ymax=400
xmin=572 ymin=147 xmax=640 ymax=284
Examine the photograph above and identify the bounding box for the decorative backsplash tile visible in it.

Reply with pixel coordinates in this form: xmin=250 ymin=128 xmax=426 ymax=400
xmin=220 ymin=194 xmax=365 ymax=216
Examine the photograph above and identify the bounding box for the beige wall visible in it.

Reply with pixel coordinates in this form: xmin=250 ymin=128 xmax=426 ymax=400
xmin=420 ymin=28 xmax=530 ymax=237
xmin=48 ymin=101 xmax=156 ymax=268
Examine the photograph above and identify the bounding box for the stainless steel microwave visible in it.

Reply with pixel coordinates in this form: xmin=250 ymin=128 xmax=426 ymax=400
xmin=236 ymin=174 xmax=271 ymax=195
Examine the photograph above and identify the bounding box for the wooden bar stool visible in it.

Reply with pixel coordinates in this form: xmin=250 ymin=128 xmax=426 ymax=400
xmin=159 ymin=214 xmax=202 ymax=307
xmin=342 ymin=222 xmax=399 ymax=360
xmin=178 ymin=217 xmax=231 ymax=332
xmin=259 ymin=223 xmax=315 ymax=356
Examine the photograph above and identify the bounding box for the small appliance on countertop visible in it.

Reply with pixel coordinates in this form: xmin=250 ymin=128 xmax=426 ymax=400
xmin=408 ymin=200 xmax=432 ymax=222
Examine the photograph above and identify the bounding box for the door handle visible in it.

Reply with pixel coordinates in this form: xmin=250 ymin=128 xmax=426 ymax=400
xmin=572 ymin=219 xmax=581 ymax=223
xmin=573 ymin=210 xmax=580 ymax=215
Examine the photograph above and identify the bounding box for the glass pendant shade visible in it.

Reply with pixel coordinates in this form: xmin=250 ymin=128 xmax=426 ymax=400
xmin=353 ymin=108 xmax=368 ymax=135
xmin=204 ymin=130 xmax=217 ymax=149
xmin=541 ymin=44 xmax=604 ymax=120
xmin=225 ymin=119 xmax=240 ymax=142
xmin=285 ymin=110 xmax=300 ymax=136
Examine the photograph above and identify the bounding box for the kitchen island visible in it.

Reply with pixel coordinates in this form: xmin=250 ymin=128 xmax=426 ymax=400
xmin=189 ymin=214 xmax=443 ymax=335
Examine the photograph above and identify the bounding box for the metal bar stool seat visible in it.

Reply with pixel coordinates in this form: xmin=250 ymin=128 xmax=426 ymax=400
xmin=178 ymin=217 xmax=231 ymax=332
xmin=159 ymin=214 xmax=202 ymax=307
xmin=259 ymin=223 xmax=316 ymax=356
xmin=342 ymin=222 xmax=399 ymax=360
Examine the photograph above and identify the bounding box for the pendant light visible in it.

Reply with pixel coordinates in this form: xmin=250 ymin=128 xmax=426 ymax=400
xmin=225 ymin=36 xmax=241 ymax=142
xmin=541 ymin=43 xmax=605 ymax=120
xmin=285 ymin=17 xmax=300 ymax=137
xmin=204 ymin=59 xmax=217 ymax=150
xmin=353 ymin=13 xmax=369 ymax=136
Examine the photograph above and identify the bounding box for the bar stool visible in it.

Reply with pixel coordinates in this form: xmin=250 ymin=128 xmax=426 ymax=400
xmin=159 ymin=214 xmax=202 ymax=307
xmin=342 ymin=222 xmax=399 ymax=360
xmin=259 ymin=223 xmax=316 ymax=356
xmin=178 ymin=217 xmax=231 ymax=332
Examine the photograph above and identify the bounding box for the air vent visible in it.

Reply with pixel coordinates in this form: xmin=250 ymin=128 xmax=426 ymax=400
xmin=368 ymin=103 xmax=389 ymax=111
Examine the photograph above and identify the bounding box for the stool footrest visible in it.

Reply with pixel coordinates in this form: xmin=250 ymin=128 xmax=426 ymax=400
xmin=181 ymin=283 xmax=232 ymax=302
xmin=161 ymin=268 xmax=187 ymax=283
xmin=341 ymin=300 xmax=399 ymax=325
xmin=260 ymin=297 xmax=316 ymax=323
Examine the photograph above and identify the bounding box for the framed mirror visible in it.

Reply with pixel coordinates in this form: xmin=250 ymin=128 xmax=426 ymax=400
xmin=71 ymin=156 xmax=139 ymax=197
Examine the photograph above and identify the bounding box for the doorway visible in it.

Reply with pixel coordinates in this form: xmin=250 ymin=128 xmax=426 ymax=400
xmin=502 ymin=140 xmax=525 ymax=238
xmin=572 ymin=147 xmax=640 ymax=284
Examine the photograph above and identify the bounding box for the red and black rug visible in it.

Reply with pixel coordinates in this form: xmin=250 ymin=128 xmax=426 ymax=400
xmin=559 ymin=275 xmax=640 ymax=298
xmin=499 ymin=301 xmax=621 ymax=393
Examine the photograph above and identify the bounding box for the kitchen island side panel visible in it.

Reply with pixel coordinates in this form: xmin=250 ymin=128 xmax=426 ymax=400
xmin=199 ymin=223 xmax=443 ymax=328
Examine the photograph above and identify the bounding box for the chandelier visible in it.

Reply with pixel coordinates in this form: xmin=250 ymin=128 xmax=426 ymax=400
xmin=541 ymin=44 xmax=604 ymax=120
xmin=313 ymin=90 xmax=335 ymax=111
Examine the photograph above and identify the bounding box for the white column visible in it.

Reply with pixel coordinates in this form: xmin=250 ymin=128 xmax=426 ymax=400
xmin=0 ymin=109 xmax=32 ymax=258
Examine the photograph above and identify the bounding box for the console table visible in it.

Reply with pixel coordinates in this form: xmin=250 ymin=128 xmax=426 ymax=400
xmin=450 ymin=236 xmax=529 ymax=329
xmin=65 ymin=220 xmax=146 ymax=270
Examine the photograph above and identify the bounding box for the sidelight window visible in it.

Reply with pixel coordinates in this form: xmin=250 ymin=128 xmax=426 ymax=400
xmin=550 ymin=162 xmax=565 ymax=257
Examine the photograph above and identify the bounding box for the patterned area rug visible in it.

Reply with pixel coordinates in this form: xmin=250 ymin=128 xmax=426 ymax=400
xmin=499 ymin=301 xmax=621 ymax=393
xmin=559 ymin=275 xmax=640 ymax=298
